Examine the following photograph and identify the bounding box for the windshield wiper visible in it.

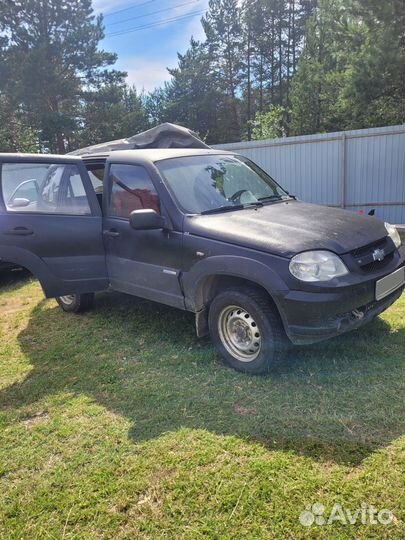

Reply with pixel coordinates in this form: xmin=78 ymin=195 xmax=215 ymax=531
xmin=200 ymin=204 xmax=245 ymax=215
xmin=200 ymin=202 xmax=263 ymax=215
xmin=258 ymin=194 xmax=292 ymax=202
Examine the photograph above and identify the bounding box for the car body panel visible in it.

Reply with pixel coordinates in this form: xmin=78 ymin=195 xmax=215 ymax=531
xmin=0 ymin=154 xmax=108 ymax=297
xmin=100 ymin=156 xmax=185 ymax=308
xmin=185 ymin=200 xmax=388 ymax=257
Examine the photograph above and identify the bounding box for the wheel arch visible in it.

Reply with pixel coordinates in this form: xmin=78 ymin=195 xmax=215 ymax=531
xmin=196 ymin=274 xmax=278 ymax=309
xmin=181 ymin=255 xmax=289 ymax=337
xmin=0 ymin=245 xmax=58 ymax=297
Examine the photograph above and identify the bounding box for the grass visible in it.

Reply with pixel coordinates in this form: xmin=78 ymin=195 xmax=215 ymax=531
xmin=0 ymin=270 xmax=404 ymax=539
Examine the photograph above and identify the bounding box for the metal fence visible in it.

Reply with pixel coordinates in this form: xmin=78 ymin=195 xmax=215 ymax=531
xmin=214 ymin=125 xmax=405 ymax=224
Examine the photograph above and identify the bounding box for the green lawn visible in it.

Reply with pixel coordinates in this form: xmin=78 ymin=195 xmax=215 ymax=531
xmin=0 ymin=271 xmax=404 ymax=539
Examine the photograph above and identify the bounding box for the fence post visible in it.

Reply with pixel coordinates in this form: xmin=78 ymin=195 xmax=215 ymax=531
xmin=341 ymin=133 xmax=347 ymax=208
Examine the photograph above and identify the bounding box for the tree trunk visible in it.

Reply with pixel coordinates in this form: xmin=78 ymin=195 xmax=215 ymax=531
xmin=316 ymin=10 xmax=324 ymax=131
xmin=247 ymin=24 xmax=252 ymax=140
xmin=260 ymin=53 xmax=264 ymax=112
xmin=226 ymin=28 xmax=239 ymax=140
xmin=56 ymin=131 xmax=66 ymax=154
xmin=279 ymin=10 xmax=283 ymax=106
xmin=271 ymin=15 xmax=275 ymax=103
xmin=286 ymin=1 xmax=292 ymax=107
xmin=292 ymin=0 xmax=296 ymax=73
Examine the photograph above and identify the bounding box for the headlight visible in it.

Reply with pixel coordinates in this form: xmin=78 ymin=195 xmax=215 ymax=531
xmin=289 ymin=251 xmax=349 ymax=282
xmin=385 ymin=222 xmax=402 ymax=249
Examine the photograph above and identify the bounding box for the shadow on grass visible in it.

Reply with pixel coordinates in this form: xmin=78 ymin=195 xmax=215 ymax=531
xmin=0 ymin=268 xmax=32 ymax=291
xmin=1 ymin=290 xmax=404 ymax=466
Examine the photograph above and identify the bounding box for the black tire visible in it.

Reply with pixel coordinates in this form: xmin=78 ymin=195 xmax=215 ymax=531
xmin=208 ymin=287 xmax=287 ymax=374
xmin=56 ymin=293 xmax=95 ymax=313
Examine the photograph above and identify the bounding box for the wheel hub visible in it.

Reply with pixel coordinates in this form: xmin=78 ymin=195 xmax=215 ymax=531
xmin=218 ymin=305 xmax=262 ymax=362
xmin=59 ymin=295 xmax=75 ymax=305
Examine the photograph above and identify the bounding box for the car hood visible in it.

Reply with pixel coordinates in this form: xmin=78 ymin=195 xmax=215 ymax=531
xmin=186 ymin=200 xmax=388 ymax=258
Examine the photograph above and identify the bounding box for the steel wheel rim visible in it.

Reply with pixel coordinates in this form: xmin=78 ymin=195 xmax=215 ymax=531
xmin=218 ymin=305 xmax=262 ymax=362
xmin=59 ymin=295 xmax=76 ymax=305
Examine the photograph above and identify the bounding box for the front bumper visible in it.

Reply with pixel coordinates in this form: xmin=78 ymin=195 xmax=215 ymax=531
xmin=278 ymin=264 xmax=405 ymax=345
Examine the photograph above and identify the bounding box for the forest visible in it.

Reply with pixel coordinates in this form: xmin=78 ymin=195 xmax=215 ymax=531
xmin=0 ymin=0 xmax=404 ymax=153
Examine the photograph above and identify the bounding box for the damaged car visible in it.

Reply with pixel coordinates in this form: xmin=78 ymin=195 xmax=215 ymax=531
xmin=0 ymin=125 xmax=404 ymax=373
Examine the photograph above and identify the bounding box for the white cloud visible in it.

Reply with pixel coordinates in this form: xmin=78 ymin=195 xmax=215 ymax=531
xmin=92 ymin=0 xmax=130 ymax=15
xmin=123 ymin=58 xmax=174 ymax=92
xmin=102 ymin=0 xmax=209 ymax=91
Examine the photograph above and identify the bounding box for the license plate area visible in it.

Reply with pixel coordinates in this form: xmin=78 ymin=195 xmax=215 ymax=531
xmin=375 ymin=267 xmax=405 ymax=301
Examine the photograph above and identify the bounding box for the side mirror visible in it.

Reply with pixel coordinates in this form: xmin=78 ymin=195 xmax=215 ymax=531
xmin=9 ymin=197 xmax=31 ymax=208
xmin=129 ymin=209 xmax=165 ymax=230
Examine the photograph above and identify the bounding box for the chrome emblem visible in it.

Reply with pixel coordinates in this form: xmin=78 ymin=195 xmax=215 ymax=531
xmin=372 ymin=248 xmax=385 ymax=262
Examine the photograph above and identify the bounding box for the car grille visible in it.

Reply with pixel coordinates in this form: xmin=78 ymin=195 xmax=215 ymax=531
xmin=350 ymin=236 xmax=395 ymax=273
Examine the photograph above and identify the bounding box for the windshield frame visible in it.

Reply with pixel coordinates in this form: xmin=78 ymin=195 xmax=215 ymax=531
xmin=155 ymin=153 xmax=291 ymax=216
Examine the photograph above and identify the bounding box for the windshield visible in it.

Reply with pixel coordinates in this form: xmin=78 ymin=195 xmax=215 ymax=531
xmin=156 ymin=154 xmax=289 ymax=214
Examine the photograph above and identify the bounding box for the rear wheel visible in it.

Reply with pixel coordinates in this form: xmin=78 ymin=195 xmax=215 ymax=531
xmin=208 ymin=287 xmax=287 ymax=374
xmin=56 ymin=293 xmax=95 ymax=313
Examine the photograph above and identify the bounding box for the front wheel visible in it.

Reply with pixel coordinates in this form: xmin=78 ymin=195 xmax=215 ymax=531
xmin=56 ymin=293 xmax=95 ymax=313
xmin=208 ymin=287 xmax=287 ymax=374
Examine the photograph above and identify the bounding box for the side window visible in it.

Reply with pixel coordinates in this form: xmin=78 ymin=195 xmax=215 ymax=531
xmin=1 ymin=162 xmax=91 ymax=215
xmin=40 ymin=166 xmax=64 ymax=205
xmin=108 ymin=164 xmax=160 ymax=219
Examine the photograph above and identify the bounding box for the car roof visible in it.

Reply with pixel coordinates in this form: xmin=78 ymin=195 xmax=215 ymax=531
xmin=81 ymin=148 xmax=234 ymax=163
xmin=0 ymin=152 xmax=81 ymax=163
xmin=0 ymin=148 xmax=236 ymax=164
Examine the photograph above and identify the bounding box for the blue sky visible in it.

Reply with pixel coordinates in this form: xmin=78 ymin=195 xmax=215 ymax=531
xmin=93 ymin=0 xmax=210 ymax=92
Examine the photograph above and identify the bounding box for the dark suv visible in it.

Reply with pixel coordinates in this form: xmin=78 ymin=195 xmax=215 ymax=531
xmin=0 ymin=150 xmax=404 ymax=373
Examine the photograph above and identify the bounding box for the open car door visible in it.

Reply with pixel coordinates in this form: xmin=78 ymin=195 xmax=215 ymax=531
xmin=0 ymin=154 xmax=108 ymax=297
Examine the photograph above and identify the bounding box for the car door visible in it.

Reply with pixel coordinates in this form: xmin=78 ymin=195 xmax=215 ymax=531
xmin=102 ymin=160 xmax=184 ymax=309
xmin=0 ymin=155 xmax=108 ymax=297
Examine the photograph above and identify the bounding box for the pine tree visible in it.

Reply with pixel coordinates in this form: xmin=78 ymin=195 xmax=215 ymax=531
xmin=75 ymin=84 xmax=149 ymax=149
xmin=342 ymin=0 xmax=405 ymax=128
xmin=0 ymin=0 xmax=125 ymax=152
xmin=290 ymin=0 xmax=347 ymax=134
xmin=145 ymin=87 xmax=169 ymax=126
xmin=290 ymin=0 xmax=405 ymax=135
xmin=163 ymin=39 xmax=224 ymax=142
xmin=202 ymin=0 xmax=243 ymax=141
xmin=0 ymin=94 xmax=38 ymax=151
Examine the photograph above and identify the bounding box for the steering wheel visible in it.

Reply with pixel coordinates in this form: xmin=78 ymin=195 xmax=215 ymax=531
xmin=229 ymin=189 xmax=249 ymax=203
